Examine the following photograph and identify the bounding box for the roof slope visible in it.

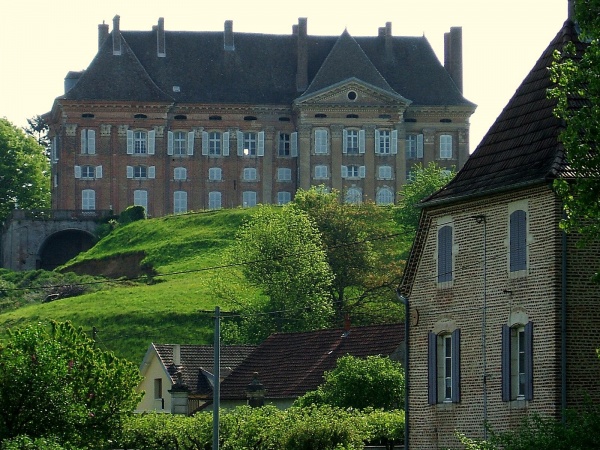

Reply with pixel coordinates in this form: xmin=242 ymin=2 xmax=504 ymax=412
xmin=423 ymin=19 xmax=583 ymax=206
xmin=220 ymin=323 xmax=404 ymax=400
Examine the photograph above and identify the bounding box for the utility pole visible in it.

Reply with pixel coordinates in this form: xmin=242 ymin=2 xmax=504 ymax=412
xmin=213 ymin=306 xmax=221 ymax=450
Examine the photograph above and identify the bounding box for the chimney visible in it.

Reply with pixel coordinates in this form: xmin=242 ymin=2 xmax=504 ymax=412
xmin=384 ymin=22 xmax=393 ymax=55
xmin=224 ymin=20 xmax=234 ymax=51
xmin=444 ymin=26 xmax=463 ymax=93
xmin=156 ymin=17 xmax=166 ymax=57
xmin=98 ymin=21 xmax=109 ymax=50
xmin=296 ymin=17 xmax=308 ymax=92
xmin=173 ymin=344 xmax=181 ymax=366
xmin=112 ymin=15 xmax=122 ymax=56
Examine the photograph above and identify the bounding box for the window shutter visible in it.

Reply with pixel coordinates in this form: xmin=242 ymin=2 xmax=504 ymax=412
xmin=291 ymin=132 xmax=298 ymax=157
xmin=342 ymin=129 xmax=348 ymax=154
xmin=167 ymin=131 xmax=174 ymax=155
xmin=126 ymin=166 xmax=133 ymax=179
xmin=81 ymin=130 xmax=87 ymax=154
xmin=237 ymin=131 xmax=244 ymax=156
xmin=438 ymin=226 xmax=453 ymax=283
xmin=391 ymin=130 xmax=398 ymax=155
xmin=96 ymin=165 xmax=103 ymax=179
xmin=510 ymin=210 xmax=527 ymax=272
xmin=417 ymin=134 xmax=424 ymax=158
xmin=257 ymin=131 xmax=265 ymax=156
xmin=451 ymin=328 xmax=461 ymax=403
xmin=359 ymin=129 xmax=365 ymax=154
xmin=501 ymin=324 xmax=511 ymax=402
xmin=74 ymin=165 xmax=81 ymax=179
xmin=202 ymin=131 xmax=209 ymax=155
xmin=148 ymin=130 xmax=156 ymax=154
xmin=341 ymin=165 xmax=348 ymax=178
xmin=359 ymin=165 xmax=366 ymax=178
xmin=127 ymin=130 xmax=134 ymax=154
xmin=88 ymin=130 xmax=96 ymax=154
xmin=374 ymin=129 xmax=380 ymax=154
xmin=428 ymin=331 xmax=437 ymax=405
xmin=187 ymin=131 xmax=195 ymax=155
xmin=148 ymin=166 xmax=156 ymax=179
xmin=524 ymin=321 xmax=534 ymax=401
xmin=223 ymin=132 xmax=230 ymax=156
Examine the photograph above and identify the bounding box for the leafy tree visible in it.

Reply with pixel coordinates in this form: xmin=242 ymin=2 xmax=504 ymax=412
xmin=292 ymin=187 xmax=405 ymax=324
xmin=24 ymin=115 xmax=50 ymax=153
xmin=223 ymin=205 xmax=334 ymax=343
xmin=0 ymin=118 xmax=50 ymax=223
xmin=0 ymin=321 xmax=143 ymax=449
xmin=294 ymin=355 xmax=405 ymax=411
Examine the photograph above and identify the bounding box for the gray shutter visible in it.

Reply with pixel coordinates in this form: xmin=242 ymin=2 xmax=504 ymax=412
xmin=525 ymin=321 xmax=534 ymax=401
xmin=428 ymin=331 xmax=437 ymax=405
xmin=341 ymin=165 xmax=348 ymax=178
xmin=202 ymin=131 xmax=209 ymax=155
xmin=510 ymin=210 xmax=527 ymax=271
xmin=74 ymin=165 xmax=81 ymax=179
xmin=126 ymin=166 xmax=133 ymax=178
xmin=81 ymin=130 xmax=86 ymax=154
xmin=342 ymin=129 xmax=348 ymax=153
xmin=187 ymin=131 xmax=195 ymax=155
xmin=127 ymin=130 xmax=134 ymax=154
xmin=501 ymin=325 xmax=511 ymax=402
xmin=95 ymin=165 xmax=103 ymax=179
xmin=148 ymin=130 xmax=156 ymax=154
xmin=391 ymin=130 xmax=398 ymax=155
xmin=417 ymin=134 xmax=424 ymax=158
xmin=88 ymin=130 xmax=96 ymax=154
xmin=237 ymin=131 xmax=244 ymax=156
xmin=223 ymin=132 xmax=230 ymax=156
xmin=359 ymin=165 xmax=366 ymax=178
xmin=291 ymin=132 xmax=298 ymax=157
xmin=359 ymin=129 xmax=365 ymax=154
xmin=167 ymin=131 xmax=174 ymax=155
xmin=257 ymin=131 xmax=264 ymax=156
xmin=374 ymin=129 xmax=380 ymax=154
xmin=438 ymin=226 xmax=453 ymax=283
xmin=148 ymin=166 xmax=156 ymax=179
xmin=451 ymin=328 xmax=461 ymax=403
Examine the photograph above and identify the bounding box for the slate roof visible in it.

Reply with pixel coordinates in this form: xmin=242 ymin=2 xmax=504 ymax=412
xmin=220 ymin=323 xmax=404 ymax=400
xmin=60 ymin=22 xmax=472 ymax=107
xmin=151 ymin=344 xmax=256 ymax=395
xmin=422 ymin=19 xmax=584 ymax=206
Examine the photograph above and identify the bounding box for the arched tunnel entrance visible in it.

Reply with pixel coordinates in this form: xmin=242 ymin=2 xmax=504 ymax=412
xmin=38 ymin=230 xmax=96 ymax=271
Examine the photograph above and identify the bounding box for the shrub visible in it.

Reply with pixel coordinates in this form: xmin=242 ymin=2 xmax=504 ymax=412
xmin=119 ymin=206 xmax=146 ymax=225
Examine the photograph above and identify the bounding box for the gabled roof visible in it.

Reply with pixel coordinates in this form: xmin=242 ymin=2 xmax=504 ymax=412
xmin=422 ymin=19 xmax=584 ymax=206
xmin=220 ymin=323 xmax=404 ymax=400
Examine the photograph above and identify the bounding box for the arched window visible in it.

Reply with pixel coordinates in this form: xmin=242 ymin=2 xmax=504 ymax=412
xmin=376 ymin=187 xmax=394 ymax=205
xmin=345 ymin=187 xmax=362 ymax=204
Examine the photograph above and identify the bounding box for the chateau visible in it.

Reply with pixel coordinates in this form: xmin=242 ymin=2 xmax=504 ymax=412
xmin=44 ymin=16 xmax=474 ymax=216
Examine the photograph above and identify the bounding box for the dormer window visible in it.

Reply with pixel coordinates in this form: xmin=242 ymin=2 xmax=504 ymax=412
xmin=134 ymin=114 xmax=147 ymax=119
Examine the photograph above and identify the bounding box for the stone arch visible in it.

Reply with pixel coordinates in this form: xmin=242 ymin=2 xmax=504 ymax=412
xmin=37 ymin=229 xmax=96 ymax=271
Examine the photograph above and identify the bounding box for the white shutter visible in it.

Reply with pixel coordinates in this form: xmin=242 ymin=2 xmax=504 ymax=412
xmin=237 ymin=131 xmax=244 ymax=156
xmin=359 ymin=165 xmax=366 ymax=178
xmin=167 ymin=131 xmax=174 ymax=155
xmin=341 ymin=165 xmax=348 ymax=178
xmin=291 ymin=132 xmax=298 ymax=157
xmin=391 ymin=130 xmax=398 ymax=155
xmin=342 ymin=129 xmax=348 ymax=153
xmin=359 ymin=129 xmax=365 ymax=154
xmin=148 ymin=130 xmax=156 ymax=154
xmin=74 ymin=165 xmax=81 ymax=179
xmin=374 ymin=129 xmax=380 ymax=154
xmin=187 ymin=131 xmax=195 ymax=155
xmin=81 ymin=130 xmax=86 ymax=154
xmin=126 ymin=166 xmax=134 ymax=178
xmin=127 ymin=130 xmax=134 ymax=154
xmin=202 ymin=131 xmax=209 ymax=155
xmin=88 ymin=130 xmax=96 ymax=154
xmin=417 ymin=134 xmax=424 ymax=158
xmin=223 ymin=132 xmax=230 ymax=156
xmin=257 ymin=131 xmax=265 ymax=156
xmin=95 ymin=165 xmax=103 ymax=179
xmin=148 ymin=166 xmax=156 ymax=179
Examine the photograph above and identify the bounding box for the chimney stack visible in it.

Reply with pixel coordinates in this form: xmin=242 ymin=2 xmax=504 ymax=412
xmin=173 ymin=344 xmax=181 ymax=366
xmin=157 ymin=17 xmax=166 ymax=57
xmin=296 ymin=17 xmax=308 ymax=92
xmin=224 ymin=20 xmax=234 ymax=51
xmin=112 ymin=15 xmax=122 ymax=55
xmin=384 ymin=22 xmax=393 ymax=55
xmin=444 ymin=27 xmax=463 ymax=93
xmin=98 ymin=21 xmax=109 ymax=50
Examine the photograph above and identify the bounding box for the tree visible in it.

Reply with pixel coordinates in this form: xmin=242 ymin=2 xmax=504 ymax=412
xmin=24 ymin=115 xmax=50 ymax=153
xmin=0 ymin=321 xmax=143 ymax=449
xmin=294 ymin=355 xmax=405 ymax=411
xmin=0 ymin=118 xmax=50 ymax=223
xmin=223 ymin=205 xmax=334 ymax=343
xmin=292 ymin=187 xmax=405 ymax=325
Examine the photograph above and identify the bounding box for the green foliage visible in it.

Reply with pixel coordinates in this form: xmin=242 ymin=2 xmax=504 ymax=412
xmin=118 ymin=205 xmax=147 ymax=225
xmin=24 ymin=115 xmax=50 ymax=151
xmin=1 ymin=435 xmax=70 ymax=450
xmin=295 ymin=355 xmax=405 ymax=410
xmin=0 ymin=321 xmax=142 ymax=448
xmin=0 ymin=118 xmax=50 ymax=223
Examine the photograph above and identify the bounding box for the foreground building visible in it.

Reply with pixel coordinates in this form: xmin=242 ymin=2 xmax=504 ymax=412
xmin=44 ymin=16 xmax=474 ymax=216
xmin=399 ymin=11 xmax=600 ymax=449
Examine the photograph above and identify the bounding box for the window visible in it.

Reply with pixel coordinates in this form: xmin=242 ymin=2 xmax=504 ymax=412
xmin=347 ymin=165 xmax=360 ymax=178
xmin=342 ymin=165 xmax=365 ymax=179
xmin=377 ymin=130 xmax=391 ymax=155
xmin=437 ymin=224 xmax=453 ymax=283
xmin=134 ymin=166 xmax=148 ymax=179
xmin=127 ymin=165 xmax=155 ymax=179
xmin=174 ymin=191 xmax=187 ymax=214
xmin=80 ymin=165 xmax=95 ymax=179
xmin=134 ymin=190 xmax=148 ymax=211
xmin=173 ymin=131 xmax=187 ymax=155
xmin=82 ymin=189 xmax=95 ymax=210
xmin=502 ymin=322 xmax=533 ymax=401
xmin=314 ymin=129 xmax=328 ymax=154
xmin=344 ymin=129 xmax=360 ymax=154
xmin=243 ymin=191 xmax=257 ymax=207
xmin=154 ymin=378 xmax=163 ymax=400
xmin=174 ymin=167 xmax=187 ymax=181
xmin=510 ymin=210 xmax=527 ymax=272
xmin=345 ymin=187 xmax=362 ymax=204
xmin=209 ymin=167 xmax=222 ymax=181
xmin=278 ymin=191 xmax=291 ymax=205
xmin=80 ymin=129 xmax=96 ymax=154
xmin=209 ymin=132 xmax=221 ymax=155
xmin=406 ymin=169 xmax=416 ymax=183
xmin=237 ymin=131 xmax=264 ymax=156
xmin=376 ymin=187 xmax=394 ymax=205
xmin=378 ymin=165 xmax=393 ymax=180
xmin=314 ymin=165 xmax=328 ymax=179
xmin=203 ymin=131 xmax=229 ymax=156
xmin=127 ymin=129 xmax=155 ymax=155
xmin=277 ymin=168 xmax=292 ymax=182
xmin=440 ymin=134 xmax=453 ymax=159
xmin=279 ymin=133 xmax=290 ymax=156
xmin=428 ymin=329 xmax=461 ymax=404
xmin=243 ymin=168 xmax=257 ymax=181
xmin=209 ymin=191 xmax=222 ymax=210
xmin=243 ymin=132 xmax=257 ymax=156
xmin=134 ymin=130 xmax=148 ymax=154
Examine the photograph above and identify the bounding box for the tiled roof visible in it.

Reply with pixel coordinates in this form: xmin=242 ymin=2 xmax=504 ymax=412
xmin=423 ymin=19 xmax=584 ymax=206
xmin=152 ymin=344 xmax=256 ymax=394
xmin=220 ymin=323 xmax=404 ymax=400
xmin=60 ymin=24 xmax=472 ymax=107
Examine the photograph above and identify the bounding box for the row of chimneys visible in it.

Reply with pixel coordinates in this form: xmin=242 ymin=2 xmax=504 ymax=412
xmin=97 ymin=16 xmax=463 ymax=94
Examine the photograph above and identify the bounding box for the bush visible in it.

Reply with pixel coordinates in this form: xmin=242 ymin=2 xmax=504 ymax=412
xmin=119 ymin=206 xmax=146 ymax=225
xmin=1 ymin=435 xmax=70 ymax=449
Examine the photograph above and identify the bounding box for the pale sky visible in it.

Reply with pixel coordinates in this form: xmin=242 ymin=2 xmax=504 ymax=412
xmin=0 ymin=0 xmax=568 ymax=151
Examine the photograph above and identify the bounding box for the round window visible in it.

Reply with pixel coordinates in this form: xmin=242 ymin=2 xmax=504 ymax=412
xmin=347 ymin=91 xmax=357 ymax=101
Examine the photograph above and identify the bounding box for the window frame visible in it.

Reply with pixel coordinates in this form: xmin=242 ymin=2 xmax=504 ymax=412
xmin=378 ymin=165 xmax=393 ymax=180
xmin=242 ymin=191 xmax=257 ymax=207
xmin=439 ymin=134 xmax=453 ymax=159
xmin=134 ymin=130 xmax=148 ymax=154
xmin=134 ymin=189 xmax=148 ymax=211
xmin=376 ymin=187 xmax=394 ymax=205
xmin=502 ymin=321 xmax=534 ymax=402
xmin=173 ymin=190 xmax=188 ymax=214
xmin=243 ymin=167 xmax=257 ymax=181
xmin=82 ymin=189 xmax=96 ymax=210
xmin=314 ymin=129 xmax=329 ymax=154
xmin=277 ymin=167 xmax=292 ymax=182
xmin=377 ymin=129 xmax=391 ymax=155
xmin=277 ymin=191 xmax=291 ymax=205
xmin=428 ymin=329 xmax=461 ymax=405
xmin=209 ymin=191 xmax=222 ymax=210
xmin=278 ymin=133 xmax=291 ymax=157
xmin=208 ymin=167 xmax=222 ymax=181
xmin=345 ymin=187 xmax=362 ymax=205
xmin=314 ymin=165 xmax=328 ymax=179
xmin=173 ymin=167 xmax=187 ymax=181
xmin=345 ymin=129 xmax=360 ymax=155
xmin=173 ymin=131 xmax=187 ymax=156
